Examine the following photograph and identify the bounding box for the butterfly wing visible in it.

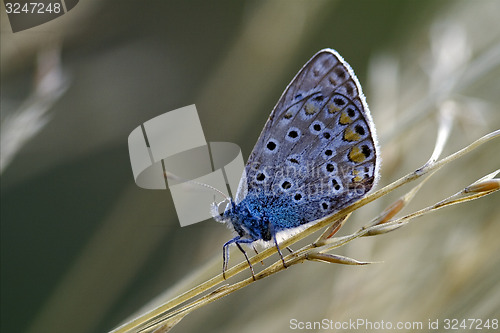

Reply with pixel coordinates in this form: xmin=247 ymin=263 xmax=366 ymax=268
xmin=239 ymin=49 xmax=380 ymax=226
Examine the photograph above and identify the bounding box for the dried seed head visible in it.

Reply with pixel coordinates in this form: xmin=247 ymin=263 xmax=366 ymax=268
xmin=464 ymin=179 xmax=500 ymax=193
xmin=377 ymin=198 xmax=405 ymax=225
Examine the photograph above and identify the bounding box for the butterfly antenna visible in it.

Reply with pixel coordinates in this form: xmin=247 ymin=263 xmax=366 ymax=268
xmin=193 ymin=180 xmax=230 ymax=201
xmin=164 ymin=170 xmax=230 ymax=201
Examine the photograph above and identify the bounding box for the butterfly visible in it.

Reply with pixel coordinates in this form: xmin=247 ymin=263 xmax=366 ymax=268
xmin=212 ymin=49 xmax=380 ymax=279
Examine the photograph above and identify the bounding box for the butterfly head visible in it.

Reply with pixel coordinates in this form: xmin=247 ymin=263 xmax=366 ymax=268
xmin=212 ymin=197 xmax=274 ymax=242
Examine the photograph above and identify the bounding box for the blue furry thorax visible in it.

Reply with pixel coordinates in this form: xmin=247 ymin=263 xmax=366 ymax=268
xmin=221 ymin=193 xmax=314 ymax=242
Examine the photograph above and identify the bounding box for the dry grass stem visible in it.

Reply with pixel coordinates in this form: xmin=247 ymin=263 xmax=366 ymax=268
xmin=110 ymin=128 xmax=499 ymax=333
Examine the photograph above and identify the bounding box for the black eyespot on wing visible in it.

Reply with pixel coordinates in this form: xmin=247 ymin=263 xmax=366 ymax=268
xmin=334 ymin=67 xmax=346 ymax=79
xmin=266 ymin=141 xmax=277 ymax=151
xmin=332 ymin=179 xmax=341 ymax=191
xmin=333 ymin=97 xmax=345 ymax=106
xmin=361 ymin=145 xmax=371 ymax=158
xmin=347 ymin=107 xmax=355 ymax=118
xmin=287 ymin=154 xmax=301 ymax=165
xmin=355 ymin=124 xmax=365 ymax=135
xmin=313 ymin=95 xmax=324 ymax=102
xmin=345 ymin=82 xmax=354 ymax=96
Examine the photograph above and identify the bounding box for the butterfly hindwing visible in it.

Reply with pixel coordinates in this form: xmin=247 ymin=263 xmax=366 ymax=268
xmin=241 ymin=49 xmax=379 ymax=225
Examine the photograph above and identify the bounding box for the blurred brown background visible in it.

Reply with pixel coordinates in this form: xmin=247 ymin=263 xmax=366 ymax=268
xmin=1 ymin=1 xmax=499 ymax=332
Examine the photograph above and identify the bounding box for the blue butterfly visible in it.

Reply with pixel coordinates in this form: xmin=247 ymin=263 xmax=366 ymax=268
xmin=213 ymin=49 xmax=380 ymax=279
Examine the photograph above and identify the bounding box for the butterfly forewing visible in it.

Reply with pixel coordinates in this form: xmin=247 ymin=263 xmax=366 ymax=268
xmin=242 ymin=49 xmax=379 ymax=223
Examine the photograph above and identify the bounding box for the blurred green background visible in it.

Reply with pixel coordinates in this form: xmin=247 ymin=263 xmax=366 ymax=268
xmin=2 ymin=1 xmax=499 ymax=332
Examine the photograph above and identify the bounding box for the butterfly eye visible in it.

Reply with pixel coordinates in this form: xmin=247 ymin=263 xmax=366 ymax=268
xmin=320 ymin=202 xmax=329 ymax=211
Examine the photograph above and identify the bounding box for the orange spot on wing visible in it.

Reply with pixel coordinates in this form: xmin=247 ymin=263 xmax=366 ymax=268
xmin=349 ymin=146 xmax=366 ymax=163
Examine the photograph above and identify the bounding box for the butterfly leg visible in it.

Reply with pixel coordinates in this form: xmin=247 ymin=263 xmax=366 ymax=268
xmin=252 ymin=245 xmax=265 ymax=265
xmin=273 ymin=235 xmax=287 ymax=269
xmin=222 ymin=237 xmax=237 ymax=280
xmin=236 ymin=242 xmax=256 ymax=280
xmin=266 ymin=222 xmax=287 ymax=269
xmin=222 ymin=237 xmax=256 ymax=280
